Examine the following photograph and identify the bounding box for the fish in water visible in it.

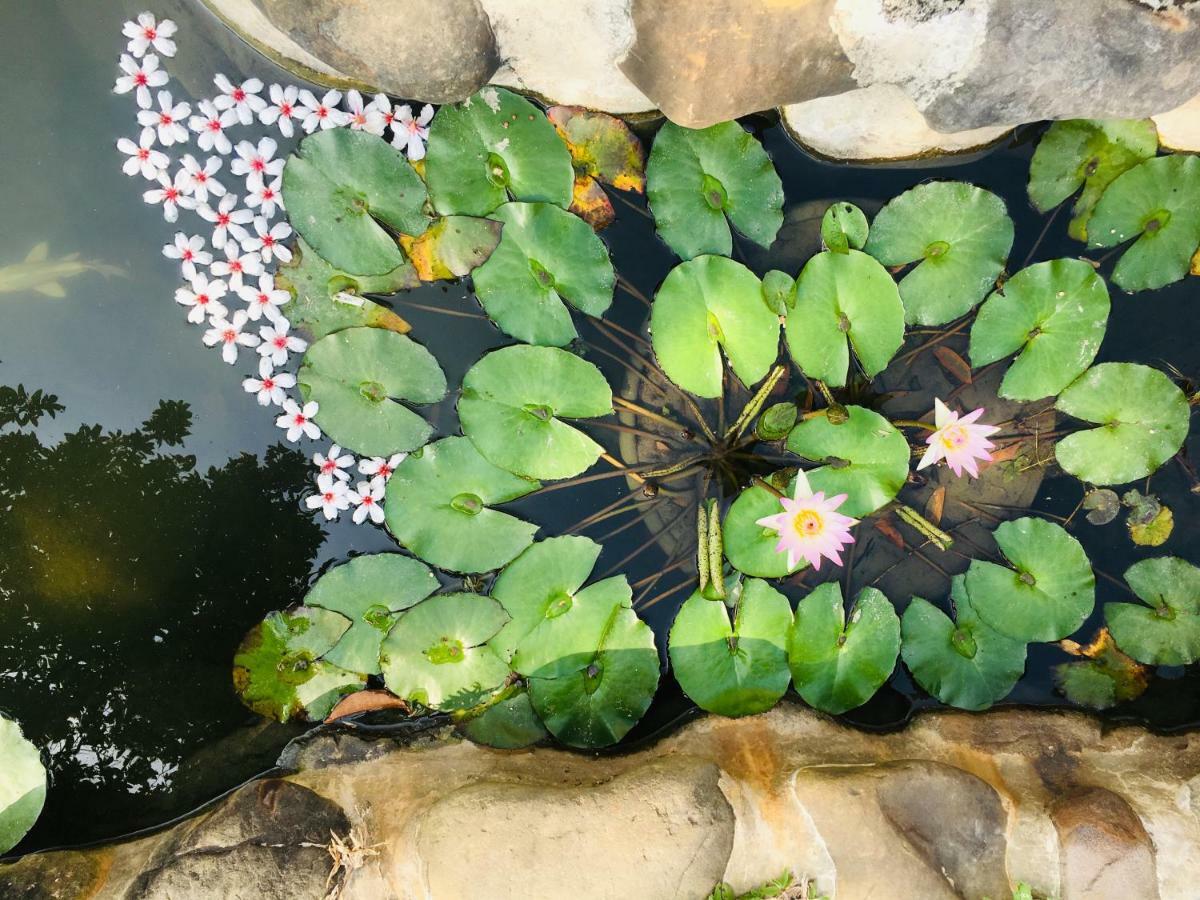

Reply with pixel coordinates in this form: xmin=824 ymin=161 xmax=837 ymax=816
xmin=0 ymin=242 xmax=125 ymax=298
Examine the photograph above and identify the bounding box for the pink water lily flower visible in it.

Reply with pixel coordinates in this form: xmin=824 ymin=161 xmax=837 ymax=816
xmin=118 ymin=130 xmax=168 ymax=180
xmin=203 ymin=310 xmax=260 ymax=365
xmin=123 ymin=13 xmax=177 ymax=58
xmin=175 ymin=272 xmax=227 ymax=324
xmin=298 ymin=89 xmax=349 ymax=133
xmin=260 ymin=84 xmax=299 ymax=138
xmin=213 ymin=74 xmax=267 ymax=126
xmin=242 ymin=357 xmax=295 ymax=407
xmin=755 ymin=470 xmax=858 ymax=571
xmin=163 ymin=232 xmax=212 ymax=279
xmin=306 ymin=472 xmax=349 ymax=520
xmin=917 ymin=398 xmax=1000 ymax=479
xmin=278 ymin=399 xmax=321 ymax=443
xmin=390 ymin=103 xmax=433 ymax=160
xmin=314 ymin=444 xmax=354 ymax=483
xmin=114 ymin=53 xmax=167 ymax=108
xmin=137 ymin=90 xmax=190 ymax=146
xmin=349 ymin=479 xmax=386 ymax=525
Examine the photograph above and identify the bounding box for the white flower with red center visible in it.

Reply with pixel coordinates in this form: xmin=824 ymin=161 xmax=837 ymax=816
xmin=174 ymin=272 xmax=228 ymax=324
xmin=242 ymin=357 xmax=295 ymax=407
xmin=755 ymin=470 xmax=858 ymax=572
xmin=344 ymin=90 xmax=387 ymax=136
xmin=237 ymin=273 xmax=289 ymax=322
xmin=390 ymin=104 xmax=434 ymax=160
xmin=197 ymin=193 xmax=253 ymax=250
xmin=348 ymin=479 xmax=386 ymax=524
xmin=122 ymin=12 xmax=177 ymax=58
xmin=176 ymin=154 xmax=226 ymax=203
xmin=212 ymin=74 xmax=267 ymax=126
xmin=137 ymin=90 xmax=190 ymax=146
xmin=114 ymin=53 xmax=167 ymax=108
xmin=187 ymin=99 xmax=236 ymax=156
xmin=230 ymin=137 xmax=283 ymax=184
xmin=203 ymin=310 xmax=260 ymax=365
xmin=245 ymin=172 xmax=284 ymax=218
xmin=358 ymin=454 xmax=405 ymax=481
xmin=163 ymin=233 xmax=212 ymax=279
xmin=257 ymin=320 xmax=308 ymax=366
xmin=917 ymin=399 xmax=1000 ymax=479
xmin=260 ymin=84 xmax=299 ymax=138
xmin=313 ymin=444 xmax=354 ymax=483
xmin=277 ymin=399 xmax=321 ymax=443
xmin=210 ymin=243 xmax=263 ymax=292
xmin=297 ymin=89 xmax=349 ymax=133
xmin=117 ymin=130 xmax=168 ymax=180
xmin=306 ymin=472 xmax=349 ymax=520
xmin=241 ymin=216 xmax=293 ymax=264
xmin=143 ymin=172 xmax=195 ymax=223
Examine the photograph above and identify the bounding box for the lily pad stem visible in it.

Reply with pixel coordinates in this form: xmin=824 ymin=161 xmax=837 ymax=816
xmin=894 ymin=503 xmax=954 ymax=551
xmin=613 ymin=396 xmax=693 ymax=434
xmin=724 ymin=365 xmax=786 ymax=443
xmin=751 ymin=475 xmax=789 ymax=501
xmin=891 ymin=418 xmax=937 ymax=432
xmin=814 ymin=382 xmax=848 ymax=424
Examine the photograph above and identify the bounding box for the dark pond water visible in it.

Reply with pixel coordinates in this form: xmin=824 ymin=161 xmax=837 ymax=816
xmin=2 ymin=0 xmax=1198 ymax=854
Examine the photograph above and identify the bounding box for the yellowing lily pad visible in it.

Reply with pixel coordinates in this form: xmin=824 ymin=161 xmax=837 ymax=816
xmin=398 ymin=215 xmax=503 ymax=281
xmin=1054 ymin=628 xmax=1149 ymax=710
xmin=0 ymin=716 xmax=46 ymax=855
xmin=548 ymin=105 xmax=646 ymax=229
xmin=1105 ymin=557 xmax=1200 ymax=666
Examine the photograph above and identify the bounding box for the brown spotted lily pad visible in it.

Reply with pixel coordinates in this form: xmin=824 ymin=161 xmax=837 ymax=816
xmin=548 ymin=106 xmax=646 ymax=230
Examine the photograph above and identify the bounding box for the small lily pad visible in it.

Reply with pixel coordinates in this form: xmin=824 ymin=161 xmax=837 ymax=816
xmin=757 ymin=401 xmax=798 ymax=441
xmin=397 ymin=215 xmax=503 ymax=281
xmin=1083 ymin=488 xmax=1121 ymax=526
xmin=1054 ymin=362 xmax=1190 ymax=486
xmin=303 ymin=553 xmax=439 ymax=675
xmin=760 ymin=270 xmax=796 ymax=316
xmin=646 ymin=121 xmax=783 ymax=260
xmin=425 ymin=86 xmax=573 ymax=217
xmin=864 ymin=181 xmax=1014 ymax=326
xmin=1028 ymin=119 xmax=1158 ymax=242
xmin=901 ymin=577 xmax=1027 ymax=711
xmin=650 ymin=255 xmax=779 ymax=398
xmin=471 ymin=202 xmax=615 ymax=346
xmin=965 ymin=517 xmax=1095 ymax=642
xmin=821 ymin=202 xmax=869 ymax=253
xmin=723 ymin=472 xmax=806 ymax=579
xmin=1105 ymin=557 xmax=1200 ymax=665
xmin=668 ymin=579 xmax=793 ymax=717
xmin=1087 ymin=154 xmax=1200 ymax=292
xmin=1054 ymin=628 xmax=1149 ymax=710
xmin=0 ymin=716 xmax=46 ymax=855
xmin=969 ymin=258 xmax=1110 ymax=401
xmin=784 ymin=405 xmax=909 ymax=517
xmin=458 ymin=684 xmax=549 ymax=749
xmin=784 ymin=249 xmax=905 ymax=387
xmin=379 ymin=592 xmax=511 ymax=711
xmin=788 ymin=583 xmax=900 ymax=715
xmin=384 ymin=436 xmax=540 ymax=574
xmin=1129 ymin=506 xmax=1173 ymax=547
xmin=459 ymin=345 xmax=611 ymax=480
xmin=548 ymin=105 xmax=645 ymax=228
xmin=282 ymin=128 xmax=429 ymax=275
xmin=298 ymin=326 xmax=447 ymax=457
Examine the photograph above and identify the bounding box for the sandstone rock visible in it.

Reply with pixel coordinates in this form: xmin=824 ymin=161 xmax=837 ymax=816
xmin=1154 ymin=92 xmax=1200 ymax=151
xmin=1051 ymin=788 xmax=1160 ymax=900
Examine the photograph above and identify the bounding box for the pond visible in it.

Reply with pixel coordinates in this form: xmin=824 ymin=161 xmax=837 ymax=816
xmin=2 ymin=0 xmax=1198 ymax=856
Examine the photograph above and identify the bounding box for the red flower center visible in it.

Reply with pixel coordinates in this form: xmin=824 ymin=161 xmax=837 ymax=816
xmin=280 ymin=103 xmax=293 ymax=116
xmin=197 ymin=293 xmax=209 ymax=305
xmin=164 ymin=187 xmax=179 ymax=201
xmin=323 ymin=492 xmax=334 ymax=501
xmin=251 ymin=159 xmax=264 ymax=171
xmin=273 ymin=336 xmax=287 ymax=349
xmin=261 ymin=188 xmax=275 ymax=200
xmin=230 ymin=260 xmax=243 ymax=272
xmin=160 ymin=113 xmax=172 ymax=125
xmin=262 ymin=377 xmax=275 ymax=390
xmin=182 ymin=249 xmax=194 ymax=260
xmin=316 ymin=107 xmax=328 ymax=118
xmin=362 ymin=497 xmax=374 ymax=506
xmin=294 ymin=414 xmax=306 ymax=426
xmin=217 ymin=212 xmax=230 ymax=226
xmin=262 ymin=235 xmax=275 ymax=247
xmin=233 ymin=88 xmax=246 ymax=102
xmin=134 ymin=72 xmax=148 ymax=86
xmin=207 ymin=119 xmax=220 ymax=132
xmin=137 ymin=148 xmax=149 ymax=160
xmin=144 ymin=26 xmax=157 ymax=39
xmin=380 ymin=465 xmax=393 ymax=478
xmin=222 ymin=329 xmax=236 ymax=343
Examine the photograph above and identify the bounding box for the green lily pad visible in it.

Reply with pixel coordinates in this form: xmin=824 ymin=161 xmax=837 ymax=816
xmin=384 ymin=436 xmax=540 ymax=574
xmin=232 ymin=606 xmax=365 ymax=723
xmin=379 ymin=592 xmax=511 ymax=711
xmin=298 ymin=326 xmax=447 ymax=457
xmin=784 ymin=249 xmax=905 ymax=387
xmin=821 ymin=201 xmax=869 ymax=253
xmin=275 ymin=239 xmax=417 ymax=342
xmin=1028 ymin=119 xmax=1158 ymax=242
xmin=756 ymin=401 xmax=797 ymax=441
xmin=901 ymin=577 xmax=1027 ymax=711
xmin=527 ymin=602 xmax=659 ymax=748
xmin=282 ymin=128 xmax=429 ymax=275
xmin=1054 ymin=629 xmax=1149 ymax=710
xmin=0 ymin=716 xmax=46 ymax=855
xmin=303 ymin=553 xmax=439 ymax=675
xmin=650 ymin=255 xmax=779 ymax=398
xmin=646 ymin=120 xmax=784 ymax=260
xmin=1054 ymin=362 xmax=1190 ymax=486
xmin=723 ymin=472 xmax=806 ymax=579
xmin=788 ymin=583 xmax=900 ymax=715
xmin=968 ymin=257 xmax=1110 ymax=401
xmin=1087 ymin=154 xmax=1200 ymax=292
xmin=668 ymin=579 xmax=793 ymax=717
xmin=864 ymin=181 xmax=1014 ymax=326
xmin=760 ymin=270 xmax=796 ymax=317
xmin=425 ymin=86 xmax=573 ymax=217
xmin=1105 ymin=557 xmax=1200 ymax=665
xmin=965 ymin=517 xmax=1095 ymax=642
xmin=784 ymin=405 xmax=909 ymax=517
xmin=511 ymin=574 xmax=633 ymax=679
xmin=471 ymin=202 xmax=615 ymax=346
xmin=459 ymin=345 xmax=611 ymax=481
xmin=398 ymin=216 xmax=503 ymax=281
xmin=490 ymin=535 xmax=603 ymax=661
xmin=458 ymin=684 xmax=549 ymax=749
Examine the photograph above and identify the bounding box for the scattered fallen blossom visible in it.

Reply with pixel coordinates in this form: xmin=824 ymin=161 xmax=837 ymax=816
xmin=359 ymin=454 xmax=405 ymax=481
xmin=213 ymin=74 xmax=267 ymax=126
xmin=314 ymin=444 xmax=354 ymax=483
xmin=203 ymin=310 xmax=260 ymax=364
xmin=175 ymin=154 xmax=225 ymax=203
xmin=230 ymin=137 xmax=283 ymax=184
xmin=390 ymin=104 xmax=433 ymax=160
xmin=298 ymin=89 xmax=349 ymax=133
xmin=137 ymin=90 xmax=190 ymax=146
xmin=242 ymin=357 xmax=295 ymax=407
xmin=306 ymin=472 xmax=349 ymax=520
xmin=345 ymin=90 xmax=387 ymax=136
xmin=114 ymin=52 xmax=167 ymax=108
xmin=755 ymin=470 xmax=858 ymax=571
xmin=237 ymin=273 xmax=289 ymax=322
xmin=349 ymin=479 xmax=386 ymax=524
xmin=245 ymin=172 xmax=284 ymax=218
xmin=260 ymin=83 xmax=299 ymax=138
xmin=163 ymin=232 xmax=212 ymax=279
xmin=917 ymin=399 xmax=1000 ymax=479
xmin=188 ymin=98 xmax=236 ymax=156
xmin=197 ymin=193 xmax=253 ymax=249
xmin=241 ymin=216 xmax=293 ymax=264
xmin=278 ymin=398 xmax=321 ymax=442
xmin=143 ymin=172 xmax=195 ymax=222
xmin=123 ymin=12 xmax=177 ymax=58
xmin=257 ymin=320 xmax=307 ymax=366
xmin=210 ymin=242 xmax=263 ymax=292
xmin=175 ymin=271 xmax=228 ymax=324
xmin=118 ymin=131 xmax=169 ymax=180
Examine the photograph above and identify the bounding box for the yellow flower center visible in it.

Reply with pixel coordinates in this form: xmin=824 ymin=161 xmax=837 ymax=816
xmin=940 ymin=424 xmax=969 ymax=450
xmin=793 ymin=509 xmax=824 ymax=537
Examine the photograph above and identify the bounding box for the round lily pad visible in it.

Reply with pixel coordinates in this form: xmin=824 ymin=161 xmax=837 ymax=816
xmin=511 ymin=574 xmax=633 ymax=680
xmin=784 ymin=249 xmax=905 ymax=387
xmin=723 ymin=472 xmax=807 ymax=579
xmin=425 ymin=86 xmax=573 ymax=217
xmin=965 ymin=517 xmax=1095 ymax=643
xmin=0 ymin=716 xmax=46 ymax=855
xmin=821 ymin=201 xmax=869 ymax=253
xmin=901 ymin=576 xmax=1027 ymax=711
xmin=527 ymin=603 xmax=659 ymax=749
xmin=788 ymin=583 xmax=900 ymax=715
xmin=646 ymin=120 xmax=783 ymax=260
xmin=668 ymin=579 xmax=793 ymax=717
xmin=1087 ymin=154 xmax=1200 ymax=292
xmin=459 ymin=345 xmax=611 ymax=481
xmin=298 ymin=326 xmax=447 ymax=457
xmin=784 ymin=405 xmax=909 ymax=517
xmin=303 ymin=553 xmax=439 ymax=675
xmin=398 ymin=215 xmax=503 ymax=281
xmin=1105 ymin=557 xmax=1200 ymax=666
xmin=281 ymin=128 xmax=429 ymax=275
xmin=968 ymin=257 xmax=1110 ymax=401
xmin=864 ymin=181 xmax=1014 ymax=326
xmin=384 ymin=436 xmax=540 ymax=574
xmin=458 ymin=684 xmax=548 ymax=749
xmin=379 ymin=592 xmax=511 ymax=712
xmin=471 ymin=202 xmax=614 ymax=346
xmin=650 ymin=255 xmax=779 ymax=398
xmin=1054 ymin=362 xmax=1190 ymax=486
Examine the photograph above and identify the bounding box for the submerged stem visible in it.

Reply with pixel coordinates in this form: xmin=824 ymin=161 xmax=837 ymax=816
xmin=894 ymin=503 xmax=955 ymax=551
xmin=724 ymin=365 xmax=786 ymax=443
